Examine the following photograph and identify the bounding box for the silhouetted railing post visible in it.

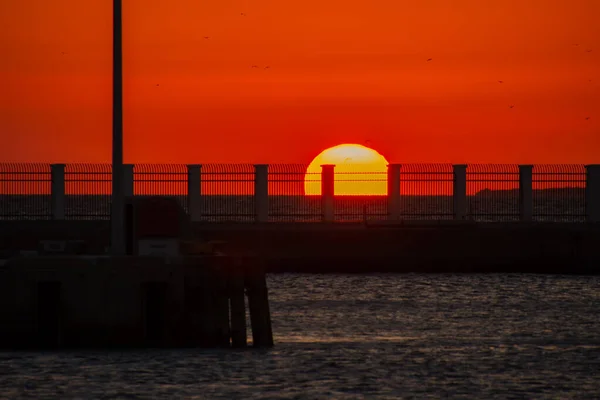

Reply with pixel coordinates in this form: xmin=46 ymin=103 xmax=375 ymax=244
xmin=51 ymin=164 xmax=65 ymax=220
xmin=519 ymin=165 xmax=533 ymax=222
xmin=123 ymin=164 xmax=134 ymax=198
xmin=254 ymin=164 xmax=269 ymax=223
xmin=453 ymin=164 xmax=467 ymax=220
xmin=187 ymin=164 xmax=202 ymax=221
xmin=586 ymin=164 xmax=600 ymax=223
xmin=111 ymin=0 xmax=125 ymax=256
xmin=321 ymin=164 xmax=335 ymax=222
xmin=387 ymin=164 xmax=401 ymax=220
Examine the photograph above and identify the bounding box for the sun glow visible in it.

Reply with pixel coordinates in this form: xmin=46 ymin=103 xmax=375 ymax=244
xmin=304 ymin=144 xmax=389 ymax=195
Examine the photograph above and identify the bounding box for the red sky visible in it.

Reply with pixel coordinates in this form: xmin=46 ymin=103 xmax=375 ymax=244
xmin=1 ymin=0 xmax=599 ymax=164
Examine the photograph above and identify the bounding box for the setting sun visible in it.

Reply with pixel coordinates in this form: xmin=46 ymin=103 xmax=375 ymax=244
xmin=304 ymin=144 xmax=389 ymax=196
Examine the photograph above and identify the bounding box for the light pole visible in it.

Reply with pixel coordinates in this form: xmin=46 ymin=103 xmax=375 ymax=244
xmin=111 ymin=0 xmax=125 ymax=255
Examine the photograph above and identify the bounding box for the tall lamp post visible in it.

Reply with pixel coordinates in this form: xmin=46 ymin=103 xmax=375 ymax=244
xmin=111 ymin=0 xmax=125 ymax=255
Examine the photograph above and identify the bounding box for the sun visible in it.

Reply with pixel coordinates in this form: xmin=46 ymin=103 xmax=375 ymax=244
xmin=305 ymin=144 xmax=389 ymax=195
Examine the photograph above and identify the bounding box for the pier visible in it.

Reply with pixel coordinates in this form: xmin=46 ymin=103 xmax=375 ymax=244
xmin=0 ymin=195 xmax=274 ymax=350
xmin=0 ymin=255 xmax=272 ymax=350
xmin=1 ymin=162 xmax=600 ymax=348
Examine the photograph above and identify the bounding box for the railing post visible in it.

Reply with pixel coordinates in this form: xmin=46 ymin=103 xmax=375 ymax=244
xmin=51 ymin=164 xmax=65 ymax=220
xmin=187 ymin=164 xmax=202 ymax=222
xmin=321 ymin=164 xmax=335 ymax=222
xmin=387 ymin=164 xmax=401 ymax=220
xmin=254 ymin=164 xmax=269 ymax=223
xmin=453 ymin=164 xmax=467 ymax=221
xmin=519 ymin=165 xmax=533 ymax=222
xmin=123 ymin=164 xmax=134 ymax=198
xmin=586 ymin=164 xmax=600 ymax=223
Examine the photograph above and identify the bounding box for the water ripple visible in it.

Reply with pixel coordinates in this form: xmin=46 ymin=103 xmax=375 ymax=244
xmin=1 ymin=274 xmax=599 ymax=399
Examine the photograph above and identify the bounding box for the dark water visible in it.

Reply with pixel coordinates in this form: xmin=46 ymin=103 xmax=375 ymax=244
xmin=1 ymin=274 xmax=599 ymax=399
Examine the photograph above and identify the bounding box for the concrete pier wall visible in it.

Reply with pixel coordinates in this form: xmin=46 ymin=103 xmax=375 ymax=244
xmin=192 ymin=223 xmax=600 ymax=273
xmin=1 ymin=221 xmax=599 ymax=274
xmin=0 ymin=256 xmax=260 ymax=349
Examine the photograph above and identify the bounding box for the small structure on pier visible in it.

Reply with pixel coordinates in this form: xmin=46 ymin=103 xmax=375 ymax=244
xmin=133 ymin=196 xmax=187 ymax=256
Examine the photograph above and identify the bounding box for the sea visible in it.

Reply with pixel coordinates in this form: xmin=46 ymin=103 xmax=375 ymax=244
xmin=1 ymin=274 xmax=599 ymax=399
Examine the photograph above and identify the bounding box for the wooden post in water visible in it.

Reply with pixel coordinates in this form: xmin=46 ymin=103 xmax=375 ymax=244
xmin=245 ymin=260 xmax=273 ymax=347
xmin=229 ymin=257 xmax=247 ymax=348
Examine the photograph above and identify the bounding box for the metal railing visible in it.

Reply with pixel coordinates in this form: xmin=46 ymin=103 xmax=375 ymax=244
xmin=65 ymin=164 xmax=112 ymax=220
xmin=268 ymin=164 xmax=321 ymax=222
xmin=201 ymin=164 xmax=255 ymax=222
xmin=0 ymin=163 xmax=52 ymax=220
xmin=400 ymin=164 xmax=454 ymax=220
xmin=467 ymin=164 xmax=520 ymax=222
xmin=532 ymin=165 xmax=586 ymax=222
xmin=333 ymin=167 xmax=388 ymax=222
xmin=134 ymin=164 xmax=188 ymax=213
xmin=0 ymin=163 xmax=598 ymax=223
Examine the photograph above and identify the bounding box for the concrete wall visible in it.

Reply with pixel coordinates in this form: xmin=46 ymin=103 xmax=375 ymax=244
xmin=0 ymin=221 xmax=110 ymax=256
xmin=0 ymin=256 xmax=229 ymax=349
xmin=1 ymin=221 xmax=600 ymax=273
xmin=191 ymin=223 xmax=600 ymax=273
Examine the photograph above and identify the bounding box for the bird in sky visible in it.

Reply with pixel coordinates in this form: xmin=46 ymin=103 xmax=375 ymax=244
xmin=509 ymin=105 xmax=514 ymax=109
xmin=264 ymin=66 xmax=270 ymax=69
xmin=586 ymin=49 xmax=592 ymax=52
xmin=240 ymin=13 xmax=246 ymax=16
xmin=426 ymin=58 xmax=432 ymax=62
xmin=203 ymin=36 xmax=210 ymax=40
xmin=251 ymin=65 xmax=258 ymax=68
xmin=585 ymin=117 xmax=591 ymax=120
xmin=498 ymin=80 xmax=504 ymax=84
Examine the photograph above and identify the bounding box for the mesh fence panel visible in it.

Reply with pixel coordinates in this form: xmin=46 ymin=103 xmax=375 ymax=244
xmin=332 ymin=166 xmax=388 ymax=222
xmin=200 ymin=164 xmax=255 ymax=222
xmin=467 ymin=164 xmax=520 ymax=222
xmin=532 ymin=165 xmax=586 ymax=222
xmin=400 ymin=164 xmax=454 ymax=220
xmin=65 ymin=164 xmax=112 ymax=220
xmin=134 ymin=164 xmax=188 ymax=212
xmin=268 ymin=164 xmax=321 ymax=222
xmin=0 ymin=163 xmax=52 ymax=220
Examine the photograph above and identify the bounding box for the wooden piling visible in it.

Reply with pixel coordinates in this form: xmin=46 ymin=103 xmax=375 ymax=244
xmin=229 ymin=257 xmax=247 ymax=348
xmin=245 ymin=260 xmax=273 ymax=348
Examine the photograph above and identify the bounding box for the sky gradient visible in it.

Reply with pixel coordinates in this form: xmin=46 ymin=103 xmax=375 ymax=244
xmin=1 ymin=0 xmax=599 ymax=164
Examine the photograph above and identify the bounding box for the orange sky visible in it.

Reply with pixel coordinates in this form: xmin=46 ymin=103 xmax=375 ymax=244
xmin=1 ymin=0 xmax=599 ymax=164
